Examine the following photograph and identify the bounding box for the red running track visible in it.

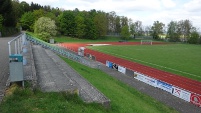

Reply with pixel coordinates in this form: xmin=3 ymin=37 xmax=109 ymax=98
xmin=60 ymin=42 xmax=201 ymax=95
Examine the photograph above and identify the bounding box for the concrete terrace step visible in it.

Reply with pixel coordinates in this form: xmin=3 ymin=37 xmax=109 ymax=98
xmin=32 ymin=45 xmax=110 ymax=107
xmin=33 ymin=45 xmax=77 ymax=92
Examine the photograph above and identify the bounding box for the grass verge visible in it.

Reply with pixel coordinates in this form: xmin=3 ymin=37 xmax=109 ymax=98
xmin=60 ymin=56 xmax=178 ymax=113
xmin=0 ymin=83 xmax=108 ymax=113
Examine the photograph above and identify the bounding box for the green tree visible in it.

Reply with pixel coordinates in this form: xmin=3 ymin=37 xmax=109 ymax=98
xmin=177 ymin=19 xmax=193 ymax=41
xmin=188 ymin=31 xmax=200 ymax=44
xmin=130 ymin=23 xmax=135 ymax=38
xmin=51 ymin=7 xmax=62 ymax=17
xmin=33 ymin=9 xmax=45 ymax=20
xmin=84 ymin=16 xmax=97 ymax=40
xmin=115 ymin=16 xmax=121 ymax=35
xmin=166 ymin=21 xmax=180 ymax=42
xmin=59 ymin=10 xmax=76 ymax=36
xmin=0 ymin=0 xmax=15 ymax=27
xmin=20 ymin=12 xmax=35 ymax=31
xmin=94 ymin=12 xmax=107 ymax=37
xmin=20 ymin=1 xmax=30 ymax=12
xmin=75 ymin=14 xmax=86 ymax=38
xmin=121 ymin=25 xmax=130 ymax=40
xmin=107 ymin=11 xmax=116 ymax=34
xmin=134 ymin=20 xmax=143 ymax=36
xmin=12 ymin=0 xmax=23 ymax=22
xmin=45 ymin=12 xmax=58 ymax=24
xmin=151 ymin=21 xmax=165 ymax=39
xmin=0 ymin=15 xmax=3 ymax=31
xmin=121 ymin=16 xmax=128 ymax=27
xmin=34 ymin=17 xmax=57 ymax=41
xmin=144 ymin=25 xmax=151 ymax=36
xmin=0 ymin=0 xmax=12 ymax=14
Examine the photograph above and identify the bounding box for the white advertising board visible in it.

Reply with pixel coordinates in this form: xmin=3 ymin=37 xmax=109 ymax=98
xmin=118 ymin=66 xmax=126 ymax=74
xmin=135 ymin=72 xmax=145 ymax=82
xmin=106 ymin=61 xmax=109 ymax=67
xmin=143 ymin=76 xmax=157 ymax=87
xmin=172 ymin=86 xmax=181 ymax=98
xmin=172 ymin=86 xmax=191 ymax=102
xmin=181 ymin=90 xmax=191 ymax=102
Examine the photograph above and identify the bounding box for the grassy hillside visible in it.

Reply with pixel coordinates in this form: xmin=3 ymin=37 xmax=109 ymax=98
xmin=87 ymin=44 xmax=201 ymax=81
xmin=61 ymin=56 xmax=178 ymax=113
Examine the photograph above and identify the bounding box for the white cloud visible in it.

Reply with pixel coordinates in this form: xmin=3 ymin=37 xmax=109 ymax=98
xmin=161 ymin=0 xmax=176 ymax=8
xmin=183 ymin=0 xmax=201 ymax=12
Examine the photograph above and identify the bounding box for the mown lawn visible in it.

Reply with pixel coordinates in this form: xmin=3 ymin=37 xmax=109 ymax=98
xmin=61 ymin=56 xmax=178 ymax=113
xmin=87 ymin=44 xmax=201 ymax=81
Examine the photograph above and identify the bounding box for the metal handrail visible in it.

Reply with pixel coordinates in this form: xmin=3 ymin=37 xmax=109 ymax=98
xmin=8 ymin=33 xmax=25 ymax=55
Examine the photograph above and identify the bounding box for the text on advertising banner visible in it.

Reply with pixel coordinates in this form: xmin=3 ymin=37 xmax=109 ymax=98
xmin=172 ymin=86 xmax=182 ymax=98
xmin=172 ymin=86 xmax=191 ymax=102
xmin=143 ymin=76 xmax=157 ymax=87
xmin=157 ymin=80 xmax=173 ymax=93
xmin=135 ymin=72 xmax=145 ymax=82
xmin=180 ymin=90 xmax=191 ymax=102
xmin=190 ymin=93 xmax=201 ymax=107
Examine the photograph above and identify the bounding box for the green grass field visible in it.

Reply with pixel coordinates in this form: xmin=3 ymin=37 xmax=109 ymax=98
xmin=87 ymin=44 xmax=201 ymax=81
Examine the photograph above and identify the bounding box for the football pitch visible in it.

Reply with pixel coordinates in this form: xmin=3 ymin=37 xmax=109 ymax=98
xmin=87 ymin=44 xmax=201 ymax=82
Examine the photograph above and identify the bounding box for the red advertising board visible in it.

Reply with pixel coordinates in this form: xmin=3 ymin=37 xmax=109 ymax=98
xmin=190 ymin=93 xmax=201 ymax=107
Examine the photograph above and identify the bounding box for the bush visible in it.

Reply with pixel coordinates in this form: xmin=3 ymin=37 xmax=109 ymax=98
xmin=188 ymin=31 xmax=200 ymax=44
xmin=34 ymin=17 xmax=57 ymax=42
xmin=0 ymin=27 xmax=19 ymax=37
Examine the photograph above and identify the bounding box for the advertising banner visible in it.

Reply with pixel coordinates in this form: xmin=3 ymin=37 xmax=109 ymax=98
xmin=92 ymin=55 xmax=96 ymax=61
xmin=108 ymin=61 xmax=113 ymax=68
xmin=180 ymin=90 xmax=191 ymax=102
xmin=143 ymin=76 xmax=157 ymax=87
xmin=172 ymin=86 xmax=182 ymax=98
xmin=190 ymin=93 xmax=201 ymax=107
xmin=112 ymin=63 xmax=118 ymax=70
xmin=135 ymin=72 xmax=145 ymax=82
xmin=106 ymin=61 xmax=109 ymax=67
xmin=157 ymin=80 xmax=173 ymax=93
xmin=118 ymin=66 xmax=126 ymax=74
xmin=125 ymin=69 xmax=134 ymax=77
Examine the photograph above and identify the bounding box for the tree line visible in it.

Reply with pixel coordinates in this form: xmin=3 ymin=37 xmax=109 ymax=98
xmin=0 ymin=0 xmax=200 ymax=44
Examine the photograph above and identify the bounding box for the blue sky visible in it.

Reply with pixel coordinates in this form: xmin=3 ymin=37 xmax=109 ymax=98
xmin=20 ymin=0 xmax=201 ymax=30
